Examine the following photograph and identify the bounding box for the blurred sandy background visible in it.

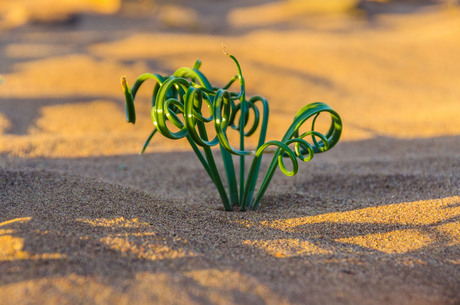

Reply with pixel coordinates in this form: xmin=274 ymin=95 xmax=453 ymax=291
xmin=0 ymin=1 xmax=459 ymax=304
xmin=0 ymin=0 xmax=459 ymax=157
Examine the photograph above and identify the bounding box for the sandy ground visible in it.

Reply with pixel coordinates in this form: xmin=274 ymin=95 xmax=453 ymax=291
xmin=0 ymin=0 xmax=459 ymax=304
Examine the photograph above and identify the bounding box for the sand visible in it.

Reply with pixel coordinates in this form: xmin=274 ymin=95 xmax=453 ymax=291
xmin=0 ymin=1 xmax=459 ymax=304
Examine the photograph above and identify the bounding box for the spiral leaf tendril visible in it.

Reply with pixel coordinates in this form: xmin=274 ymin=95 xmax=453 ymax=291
xmin=121 ymin=54 xmax=342 ymax=211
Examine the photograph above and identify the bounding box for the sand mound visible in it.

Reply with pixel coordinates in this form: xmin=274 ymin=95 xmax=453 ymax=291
xmin=1 ymin=138 xmax=459 ymax=304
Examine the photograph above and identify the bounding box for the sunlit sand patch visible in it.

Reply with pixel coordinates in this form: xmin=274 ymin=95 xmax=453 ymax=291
xmin=185 ymin=269 xmax=290 ymax=305
xmin=28 ymin=100 xmax=146 ymax=136
xmin=243 ymin=238 xmax=332 ymax=257
xmin=0 ymin=217 xmax=66 ymax=261
xmin=132 ymin=272 xmax=201 ymax=304
xmin=76 ymin=217 xmax=151 ymax=228
xmin=100 ymin=235 xmax=196 ymax=261
xmin=0 ymin=0 xmax=120 ymax=29
xmin=0 ymin=112 xmax=11 ymax=134
xmin=229 ymin=0 xmax=357 ymax=27
xmin=435 ymin=222 xmax=460 ymax=246
xmin=0 ymin=272 xmax=196 ymax=304
xmin=1 ymin=54 xmax=148 ymax=98
xmin=0 ymin=98 xmax=166 ymax=157
xmin=90 ymin=33 xmax=220 ymax=60
xmin=0 ymin=274 xmax=129 ymax=305
xmin=336 ymin=229 xmax=432 ymax=254
xmin=0 ymin=233 xmax=66 ymax=261
xmin=257 ymin=197 xmax=458 ymax=255
xmin=0 ymin=131 xmax=192 ymax=157
xmin=229 ymin=14 xmax=460 ymax=140
xmin=78 ymin=216 xmax=196 ymax=260
xmin=0 ymin=217 xmax=31 ymax=227
xmin=262 ymin=197 xmax=460 ymax=230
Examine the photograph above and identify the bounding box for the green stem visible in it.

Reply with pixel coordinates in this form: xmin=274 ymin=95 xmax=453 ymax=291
xmin=220 ymin=145 xmax=239 ymax=205
xmin=187 ymin=134 xmax=231 ymax=210
xmin=241 ymin=97 xmax=269 ymax=209
xmin=228 ymin=55 xmax=246 ymax=208
xmin=222 ymin=75 xmax=238 ymax=90
xmin=196 ymin=119 xmax=231 ymax=210
xmin=122 ymin=57 xmax=342 ymax=211
xmin=140 ymin=128 xmax=157 ymax=154
xmin=239 ymin=102 xmax=246 ymax=207
xmin=203 ymin=143 xmax=232 ymax=211
xmin=250 ymin=149 xmax=281 ymax=210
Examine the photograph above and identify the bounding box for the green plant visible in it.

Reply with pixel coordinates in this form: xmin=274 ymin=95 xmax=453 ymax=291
xmin=121 ymin=53 xmax=342 ymax=211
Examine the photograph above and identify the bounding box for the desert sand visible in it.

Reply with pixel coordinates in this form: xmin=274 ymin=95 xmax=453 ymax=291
xmin=0 ymin=0 xmax=459 ymax=304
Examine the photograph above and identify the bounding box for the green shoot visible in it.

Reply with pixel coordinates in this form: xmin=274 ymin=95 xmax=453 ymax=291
xmin=121 ymin=54 xmax=342 ymax=211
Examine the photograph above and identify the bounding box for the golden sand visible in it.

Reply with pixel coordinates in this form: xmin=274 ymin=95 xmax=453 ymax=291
xmin=0 ymin=1 xmax=459 ymax=304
